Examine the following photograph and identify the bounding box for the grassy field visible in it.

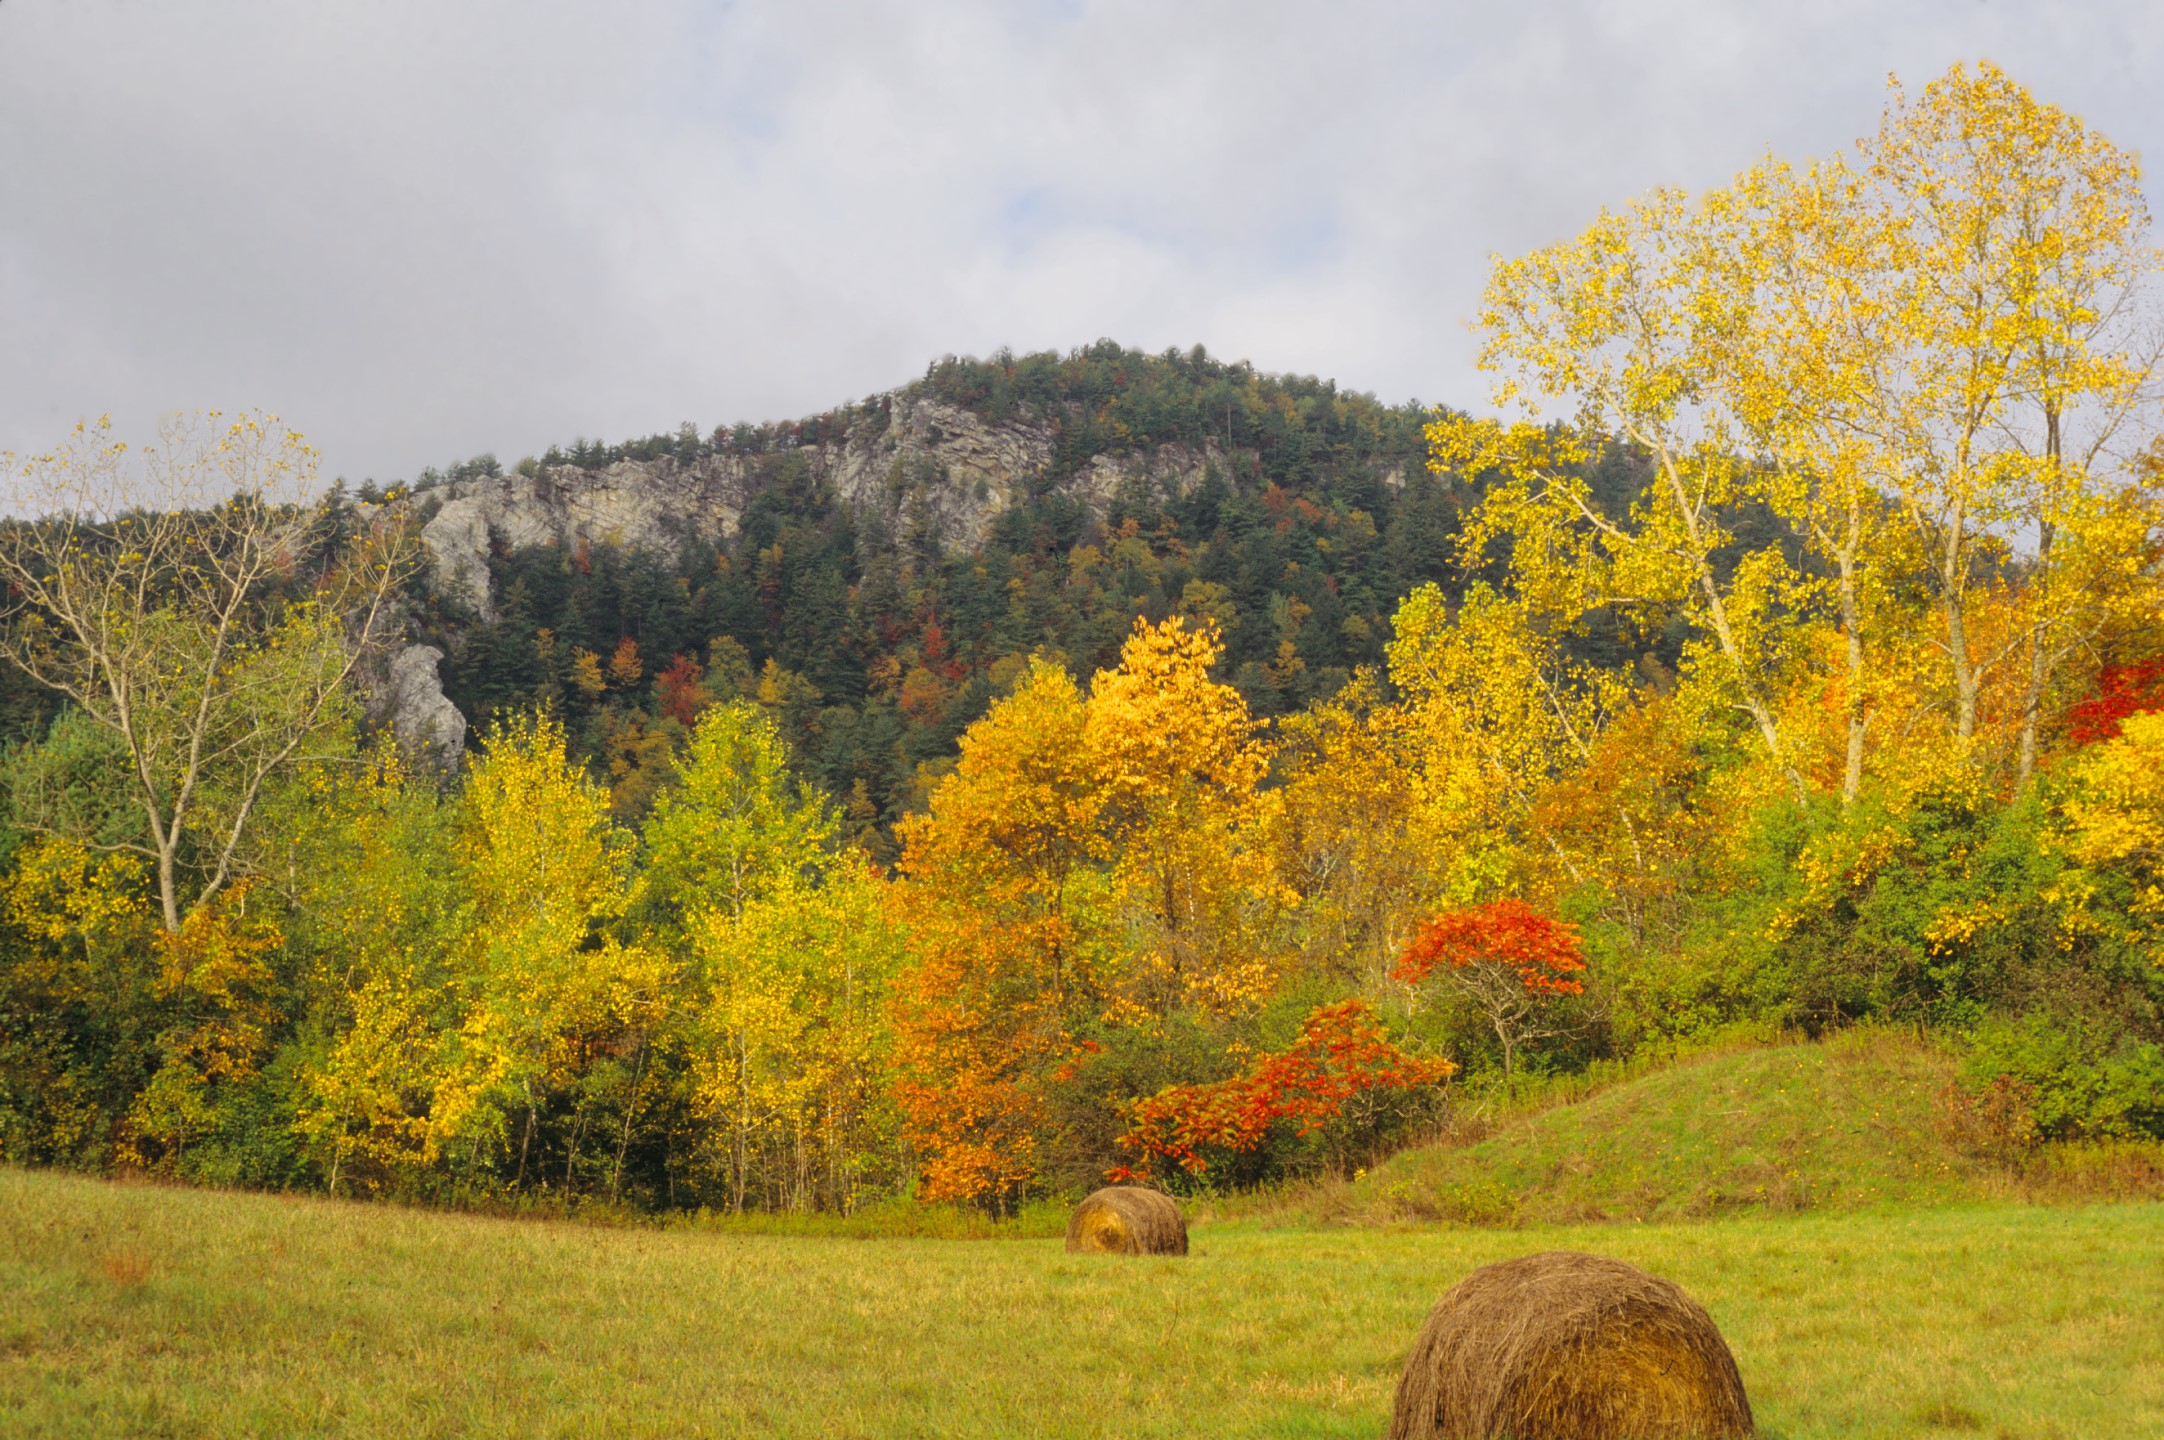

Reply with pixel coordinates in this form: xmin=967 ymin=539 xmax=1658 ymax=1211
xmin=4 ymin=1166 xmax=2160 ymax=1439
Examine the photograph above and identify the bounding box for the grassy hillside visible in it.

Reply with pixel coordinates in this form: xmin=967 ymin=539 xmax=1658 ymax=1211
xmin=1300 ymin=1031 xmax=2164 ymax=1228
xmin=4 ymin=1167 xmax=2162 ymax=1439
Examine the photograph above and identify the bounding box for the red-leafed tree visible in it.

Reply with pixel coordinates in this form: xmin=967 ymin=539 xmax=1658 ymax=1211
xmin=654 ymin=654 xmax=711 ymax=727
xmin=1394 ymin=900 xmax=1586 ymax=1084
xmin=1109 ymin=1000 xmax=1453 ymax=1183
xmin=2065 ymin=659 xmax=2164 ymax=748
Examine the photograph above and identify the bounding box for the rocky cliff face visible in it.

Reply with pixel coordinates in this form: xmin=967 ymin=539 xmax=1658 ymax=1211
xmin=420 ymin=394 xmax=1264 ymax=620
xmin=381 ymin=644 xmax=467 ymax=773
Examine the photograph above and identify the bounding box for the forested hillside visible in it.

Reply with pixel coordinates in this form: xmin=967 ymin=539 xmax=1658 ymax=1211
xmin=394 ymin=341 xmax=1464 ymax=838
xmin=1 ymin=62 xmax=2161 ymax=1219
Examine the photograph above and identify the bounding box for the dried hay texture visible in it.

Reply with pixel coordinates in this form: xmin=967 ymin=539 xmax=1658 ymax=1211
xmin=1388 ymin=1250 xmax=1754 ymax=1440
xmin=1064 ymin=1186 xmax=1189 ymax=1256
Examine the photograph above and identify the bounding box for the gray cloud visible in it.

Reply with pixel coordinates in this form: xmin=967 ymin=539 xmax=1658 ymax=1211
xmin=3 ymin=0 xmax=2159 ymax=482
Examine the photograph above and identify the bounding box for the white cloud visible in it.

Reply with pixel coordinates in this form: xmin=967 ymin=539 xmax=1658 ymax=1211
xmin=2 ymin=0 xmax=2158 ymax=481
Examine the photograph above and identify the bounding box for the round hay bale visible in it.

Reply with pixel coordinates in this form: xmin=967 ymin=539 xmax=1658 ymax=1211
xmin=1387 ymin=1250 xmax=1753 ymax=1440
xmin=1063 ymin=1186 xmax=1188 ymax=1256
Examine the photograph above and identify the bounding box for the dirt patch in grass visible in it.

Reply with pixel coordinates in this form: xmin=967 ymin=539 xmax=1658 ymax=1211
xmin=96 ymin=1249 xmax=152 ymax=1289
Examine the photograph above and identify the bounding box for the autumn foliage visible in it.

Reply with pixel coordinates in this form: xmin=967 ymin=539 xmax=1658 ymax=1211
xmin=1109 ymin=1000 xmax=1452 ymax=1183
xmin=1396 ymin=902 xmax=1586 ymax=1081
xmin=890 ymin=616 xmax=1290 ymax=1203
xmin=654 ymin=654 xmax=711 ymax=727
xmin=2 ymin=61 xmax=2163 ymax=1214
xmin=1395 ymin=901 xmax=1588 ymax=995
xmin=2066 ymin=660 xmax=2164 ymax=748
xmin=886 ymin=909 xmax=1071 ymax=1206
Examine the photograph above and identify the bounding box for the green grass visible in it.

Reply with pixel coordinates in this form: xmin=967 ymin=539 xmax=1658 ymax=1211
xmin=1265 ymin=1029 xmax=2163 ymax=1228
xmin=4 ymin=1166 xmax=2161 ymax=1438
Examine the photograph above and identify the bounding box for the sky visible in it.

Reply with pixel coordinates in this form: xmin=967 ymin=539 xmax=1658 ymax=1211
xmin=2 ymin=1 xmax=2161 ymax=484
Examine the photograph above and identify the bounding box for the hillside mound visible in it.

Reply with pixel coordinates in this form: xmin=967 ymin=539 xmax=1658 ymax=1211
xmin=1325 ymin=1031 xmax=2068 ymax=1227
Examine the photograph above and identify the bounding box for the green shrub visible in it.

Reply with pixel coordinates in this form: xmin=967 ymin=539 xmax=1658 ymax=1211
xmin=1960 ymin=1013 xmax=2164 ymax=1141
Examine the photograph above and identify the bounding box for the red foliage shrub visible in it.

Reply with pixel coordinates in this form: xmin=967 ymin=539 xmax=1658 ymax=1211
xmin=1109 ymin=1000 xmax=1452 ymax=1182
xmin=1394 ymin=900 xmax=1587 ymax=1081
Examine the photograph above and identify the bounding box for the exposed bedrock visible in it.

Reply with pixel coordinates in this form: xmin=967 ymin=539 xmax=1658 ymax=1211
xmin=419 ymin=395 xmax=1264 ymax=620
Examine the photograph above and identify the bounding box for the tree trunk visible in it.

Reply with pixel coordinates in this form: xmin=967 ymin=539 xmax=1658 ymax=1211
xmin=2017 ymin=408 xmax=2064 ymax=787
xmin=1493 ymin=1004 xmax=1519 ymax=1094
xmin=156 ymin=841 xmax=181 ymax=934
xmin=732 ymin=1030 xmax=750 ymax=1214
xmin=609 ymin=1038 xmax=649 ymax=1205
xmin=2017 ymin=590 xmax=2051 ymax=786
xmin=515 ymin=1081 xmax=537 ymax=1190
xmin=1652 ymin=445 xmax=1807 ymax=800
xmin=1938 ymin=462 xmax=1980 ymax=743
xmin=562 ymin=1098 xmax=590 ymax=1198
xmin=1839 ymin=542 xmax=1868 ymax=808
xmin=1947 ymin=576 xmax=1979 ymax=741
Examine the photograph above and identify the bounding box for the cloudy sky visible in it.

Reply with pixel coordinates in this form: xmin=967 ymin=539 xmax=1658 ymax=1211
xmin=2 ymin=1 xmax=2160 ymax=483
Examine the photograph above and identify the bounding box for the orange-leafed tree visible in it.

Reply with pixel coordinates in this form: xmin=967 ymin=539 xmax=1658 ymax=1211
xmin=889 ymin=658 xmax=1100 ymax=1207
xmin=1394 ymin=900 xmax=1587 ymax=1083
xmin=606 ymin=636 xmax=644 ymax=688
xmin=887 ymin=901 xmax=1071 ymax=1208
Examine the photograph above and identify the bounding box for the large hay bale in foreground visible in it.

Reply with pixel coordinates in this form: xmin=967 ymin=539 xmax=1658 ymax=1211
xmin=1388 ymin=1250 xmax=1753 ymax=1440
xmin=1064 ymin=1186 xmax=1188 ymax=1256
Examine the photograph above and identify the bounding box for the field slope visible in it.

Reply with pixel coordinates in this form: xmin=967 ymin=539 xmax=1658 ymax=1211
xmin=1329 ymin=1030 xmax=1996 ymax=1227
xmin=4 ymin=1166 xmax=2162 ymax=1438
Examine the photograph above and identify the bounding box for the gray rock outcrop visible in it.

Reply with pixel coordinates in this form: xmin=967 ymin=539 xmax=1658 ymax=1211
xmin=418 ymin=395 xmax=1259 ymax=620
xmin=384 ymin=644 xmax=466 ymax=774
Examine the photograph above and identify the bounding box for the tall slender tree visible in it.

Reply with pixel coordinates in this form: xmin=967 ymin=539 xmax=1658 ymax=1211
xmin=0 ymin=414 xmax=413 ymax=930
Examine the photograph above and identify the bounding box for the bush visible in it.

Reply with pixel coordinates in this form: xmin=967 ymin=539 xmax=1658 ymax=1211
xmin=1959 ymin=1013 xmax=2164 ymax=1142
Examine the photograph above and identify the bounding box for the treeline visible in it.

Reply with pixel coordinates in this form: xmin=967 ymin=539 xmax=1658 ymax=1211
xmin=4 ymin=568 xmax=2159 ymax=1211
xmin=433 ymin=339 xmax=1431 ymax=478
xmin=2 ymin=61 xmax=2163 ymax=1216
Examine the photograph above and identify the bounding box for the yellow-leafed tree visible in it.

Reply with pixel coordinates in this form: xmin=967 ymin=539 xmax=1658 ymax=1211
xmin=1085 ymin=615 xmax=1286 ymax=1019
xmin=443 ymin=711 xmax=667 ymax=1190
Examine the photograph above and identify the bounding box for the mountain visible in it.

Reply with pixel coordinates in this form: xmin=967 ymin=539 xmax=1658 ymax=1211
xmin=390 ymin=342 xmax=1470 ymax=834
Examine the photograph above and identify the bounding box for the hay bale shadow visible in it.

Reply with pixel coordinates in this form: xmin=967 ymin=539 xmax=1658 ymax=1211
xmin=1388 ymin=1250 xmax=1753 ymax=1440
xmin=1064 ymin=1186 xmax=1188 ymax=1256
